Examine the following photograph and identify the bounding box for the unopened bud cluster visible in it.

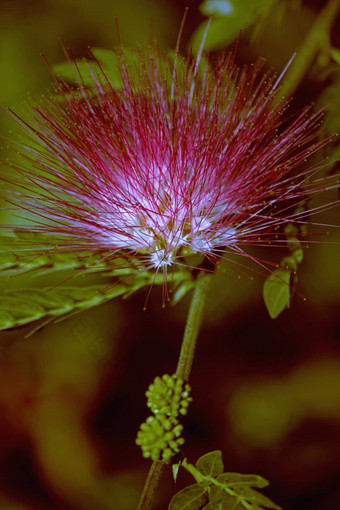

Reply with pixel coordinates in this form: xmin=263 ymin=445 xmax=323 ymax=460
xmin=146 ymin=373 xmax=192 ymax=417
xmin=136 ymin=416 xmax=185 ymax=463
xmin=136 ymin=374 xmax=192 ymax=463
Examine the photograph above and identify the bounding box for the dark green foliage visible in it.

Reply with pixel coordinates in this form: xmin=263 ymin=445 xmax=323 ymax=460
xmin=196 ymin=451 xmax=224 ymax=479
xmin=0 ymin=232 xmax=109 ymax=276
xmin=52 ymin=43 xmax=213 ymax=104
xmin=263 ymin=269 xmax=291 ymax=319
xmin=53 ymin=46 xmax=174 ymax=91
xmin=0 ymin=232 xmax=196 ymax=331
xmin=263 ymin=221 xmax=306 ymax=319
xmin=0 ymin=283 xmax=132 ymax=331
xmin=53 ymin=47 xmax=140 ymax=89
xmin=170 ymin=278 xmax=195 ymax=306
xmin=169 ymin=484 xmax=209 ymax=510
xmin=316 ymin=67 xmax=340 ymax=174
xmin=0 ymin=271 xmax=194 ymax=331
xmin=215 ymin=473 xmax=269 ymax=489
xmin=169 ymin=450 xmax=280 ymax=510
xmin=190 ymin=0 xmax=278 ymax=53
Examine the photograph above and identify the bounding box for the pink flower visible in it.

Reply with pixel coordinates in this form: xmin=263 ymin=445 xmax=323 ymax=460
xmin=2 ymin=46 xmax=338 ymax=277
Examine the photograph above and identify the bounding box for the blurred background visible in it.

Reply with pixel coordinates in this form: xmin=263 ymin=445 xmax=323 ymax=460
xmin=0 ymin=0 xmax=340 ymax=509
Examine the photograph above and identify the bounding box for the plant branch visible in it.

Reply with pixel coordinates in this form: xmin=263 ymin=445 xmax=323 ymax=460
xmin=279 ymin=0 xmax=340 ymax=99
xmin=137 ymin=271 xmax=210 ymax=510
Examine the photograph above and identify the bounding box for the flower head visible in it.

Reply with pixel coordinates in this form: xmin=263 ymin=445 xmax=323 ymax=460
xmin=2 ymin=45 xmax=338 ymax=281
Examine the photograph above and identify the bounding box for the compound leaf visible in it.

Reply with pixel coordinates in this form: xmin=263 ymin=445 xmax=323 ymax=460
xmin=179 ymin=452 xmax=280 ymax=510
xmin=0 ymin=282 xmax=132 ymax=331
xmin=0 ymin=296 xmax=45 ymax=320
xmin=0 ymin=233 xmax=152 ymax=279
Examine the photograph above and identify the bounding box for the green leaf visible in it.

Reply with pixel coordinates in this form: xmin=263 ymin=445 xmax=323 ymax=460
xmin=208 ymin=490 xmax=243 ymax=509
xmin=0 ymin=296 xmax=45 ymax=320
xmin=190 ymin=0 xmax=276 ymax=52
xmin=172 ymin=463 xmax=181 ymax=484
xmin=53 ymin=47 xmax=143 ymax=90
xmin=15 ymin=289 xmax=74 ymax=313
xmin=279 ymin=255 xmax=297 ymax=272
xmin=209 ymin=484 xmax=280 ymax=510
xmin=0 ymin=251 xmax=17 ymax=270
xmin=286 ymin=235 xmax=301 ymax=248
xmin=0 ymin=233 xmax=153 ymax=278
xmin=181 ymin=454 xmax=280 ymax=510
xmin=0 ymin=310 xmax=15 ymax=329
xmin=171 ymin=276 xmax=195 ymax=306
xmin=181 ymin=456 xmax=280 ymax=510
xmin=292 ymin=248 xmax=303 ymax=265
xmin=91 ymin=47 xmax=122 ymax=87
xmin=217 ymin=473 xmax=269 ymax=489
xmin=330 ymin=47 xmax=340 ymax=66
xmin=169 ymin=484 xmax=209 ymax=510
xmin=93 ymin=47 xmax=190 ymax=93
xmin=53 ymin=59 xmax=103 ymax=87
xmin=92 ymin=47 xmax=141 ymax=88
xmin=0 ymin=263 xmax=188 ymax=331
xmin=0 ymin=234 xmax=108 ymax=276
xmin=196 ymin=451 xmax=224 ymax=478
xmin=263 ymin=269 xmax=290 ymax=319
xmin=232 ymin=486 xmax=281 ymax=509
xmin=0 ymin=234 xmax=196 ymax=332
xmin=190 ymin=18 xmax=244 ymax=54
xmin=202 ymin=502 xmax=223 ymax=510
xmin=316 ymin=72 xmax=340 ymax=170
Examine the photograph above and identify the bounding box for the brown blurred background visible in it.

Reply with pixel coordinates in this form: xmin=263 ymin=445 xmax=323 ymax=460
xmin=0 ymin=0 xmax=340 ymax=509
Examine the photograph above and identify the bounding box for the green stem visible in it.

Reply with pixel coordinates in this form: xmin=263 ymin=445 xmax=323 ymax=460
xmin=136 ymin=460 xmax=165 ymax=510
xmin=137 ymin=271 xmax=210 ymax=510
xmin=175 ymin=272 xmax=210 ymax=381
xmin=278 ymin=0 xmax=340 ymax=100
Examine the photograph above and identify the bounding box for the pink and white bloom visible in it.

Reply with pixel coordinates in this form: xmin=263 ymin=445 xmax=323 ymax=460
xmin=2 ymin=46 xmax=338 ymax=278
